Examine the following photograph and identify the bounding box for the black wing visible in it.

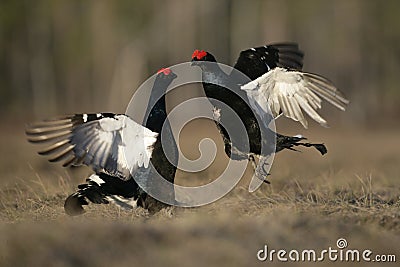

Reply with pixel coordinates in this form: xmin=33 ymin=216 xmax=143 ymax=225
xmin=233 ymin=43 xmax=304 ymax=80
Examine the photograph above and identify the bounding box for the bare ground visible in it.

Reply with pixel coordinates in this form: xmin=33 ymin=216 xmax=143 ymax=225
xmin=0 ymin=120 xmax=399 ymax=266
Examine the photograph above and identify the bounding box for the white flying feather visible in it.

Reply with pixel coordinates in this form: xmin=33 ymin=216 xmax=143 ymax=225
xmin=107 ymin=115 xmax=158 ymax=172
xmin=240 ymin=67 xmax=349 ymax=128
xmin=26 ymin=114 xmax=158 ymax=180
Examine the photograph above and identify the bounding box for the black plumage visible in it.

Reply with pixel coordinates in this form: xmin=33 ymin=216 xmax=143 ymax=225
xmin=191 ymin=43 xmax=328 ymax=180
xmin=139 ymin=69 xmax=178 ymax=212
xmin=233 ymin=43 xmax=304 ymax=80
xmin=26 ymin=69 xmax=178 ymax=215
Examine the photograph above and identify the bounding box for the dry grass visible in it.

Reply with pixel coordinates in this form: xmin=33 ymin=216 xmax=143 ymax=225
xmin=0 ymin=121 xmax=399 ymax=266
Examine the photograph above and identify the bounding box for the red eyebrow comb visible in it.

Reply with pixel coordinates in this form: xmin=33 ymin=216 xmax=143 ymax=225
xmin=157 ymin=68 xmax=171 ymax=75
xmin=192 ymin=49 xmax=207 ymax=60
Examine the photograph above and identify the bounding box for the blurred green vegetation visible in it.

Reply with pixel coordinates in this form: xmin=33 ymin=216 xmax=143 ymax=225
xmin=1 ymin=0 xmax=400 ymax=126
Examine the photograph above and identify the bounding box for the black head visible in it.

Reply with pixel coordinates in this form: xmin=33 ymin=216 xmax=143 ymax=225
xmin=191 ymin=49 xmax=217 ymax=66
xmin=156 ymin=68 xmax=177 ymax=81
xmin=151 ymin=68 xmax=177 ymax=96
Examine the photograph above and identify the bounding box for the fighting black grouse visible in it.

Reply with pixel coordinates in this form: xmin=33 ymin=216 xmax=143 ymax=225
xmin=26 ymin=68 xmax=178 ymax=215
xmin=191 ymin=43 xmax=349 ymax=179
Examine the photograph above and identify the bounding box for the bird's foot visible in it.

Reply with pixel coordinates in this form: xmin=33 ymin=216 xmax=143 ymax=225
xmin=254 ymin=169 xmax=271 ymax=184
xmin=251 ymin=154 xmax=272 ymax=184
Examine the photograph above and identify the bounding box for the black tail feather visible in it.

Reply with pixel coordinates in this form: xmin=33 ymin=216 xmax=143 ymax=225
xmin=276 ymin=134 xmax=327 ymax=155
xmin=64 ymin=183 xmax=109 ymax=216
xmin=63 ymin=173 xmax=142 ymax=216
xmin=64 ymin=176 xmax=111 ymax=216
xmin=299 ymin=143 xmax=327 ymax=155
xmin=64 ymin=193 xmax=87 ymax=216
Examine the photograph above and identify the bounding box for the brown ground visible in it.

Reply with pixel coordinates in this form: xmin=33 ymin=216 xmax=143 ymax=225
xmin=0 ymin=119 xmax=399 ymax=266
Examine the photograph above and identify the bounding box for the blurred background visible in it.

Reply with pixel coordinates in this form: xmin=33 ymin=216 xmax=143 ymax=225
xmin=2 ymin=0 xmax=400 ymax=192
xmin=1 ymin=0 xmax=400 ymax=127
xmin=1 ymin=1 xmax=400 ymax=266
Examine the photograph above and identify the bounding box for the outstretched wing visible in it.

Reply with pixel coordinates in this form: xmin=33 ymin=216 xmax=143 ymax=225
xmin=26 ymin=113 xmax=158 ymax=180
xmin=233 ymin=43 xmax=304 ymax=80
xmin=241 ymin=68 xmax=349 ymax=128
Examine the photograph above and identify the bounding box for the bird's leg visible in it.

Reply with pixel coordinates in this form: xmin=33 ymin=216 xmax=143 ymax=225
xmin=117 ymin=205 xmax=121 ymax=218
xmin=261 ymin=162 xmax=271 ymax=177
xmin=249 ymin=154 xmax=257 ymax=170
xmin=249 ymin=154 xmax=271 ymax=184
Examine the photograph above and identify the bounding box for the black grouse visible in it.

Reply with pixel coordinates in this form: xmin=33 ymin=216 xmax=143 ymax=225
xmin=26 ymin=68 xmax=178 ymax=215
xmin=191 ymin=43 xmax=349 ymax=180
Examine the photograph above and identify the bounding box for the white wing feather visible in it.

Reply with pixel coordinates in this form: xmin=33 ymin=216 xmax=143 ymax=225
xmin=26 ymin=114 xmax=158 ymax=180
xmin=116 ymin=115 xmax=158 ymax=172
xmin=241 ymin=67 xmax=349 ymax=128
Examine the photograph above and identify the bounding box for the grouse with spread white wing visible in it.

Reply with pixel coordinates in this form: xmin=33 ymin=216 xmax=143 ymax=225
xmin=26 ymin=68 xmax=178 ymax=215
xmin=191 ymin=43 xmax=348 ymax=179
